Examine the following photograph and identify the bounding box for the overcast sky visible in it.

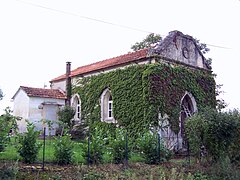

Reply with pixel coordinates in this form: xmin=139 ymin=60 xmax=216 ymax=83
xmin=0 ymin=0 xmax=240 ymax=114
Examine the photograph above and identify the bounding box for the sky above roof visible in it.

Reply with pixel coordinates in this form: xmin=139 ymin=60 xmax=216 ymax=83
xmin=0 ymin=0 xmax=240 ymax=114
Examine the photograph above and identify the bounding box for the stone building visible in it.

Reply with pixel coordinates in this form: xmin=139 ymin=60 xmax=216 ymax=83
xmin=49 ymin=30 xmax=215 ymax=150
xmin=12 ymin=30 xmax=215 ymax=150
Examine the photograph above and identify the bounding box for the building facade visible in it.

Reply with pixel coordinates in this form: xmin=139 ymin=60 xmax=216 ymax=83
xmin=49 ymin=30 xmax=216 ymax=150
xmin=12 ymin=86 xmax=66 ymax=135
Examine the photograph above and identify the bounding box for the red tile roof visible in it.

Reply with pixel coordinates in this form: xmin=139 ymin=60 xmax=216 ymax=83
xmin=50 ymin=48 xmax=149 ymax=82
xmin=19 ymin=86 xmax=66 ymax=99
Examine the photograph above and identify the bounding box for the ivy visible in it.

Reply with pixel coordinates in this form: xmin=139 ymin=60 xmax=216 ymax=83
xmin=73 ymin=63 xmax=216 ymax=135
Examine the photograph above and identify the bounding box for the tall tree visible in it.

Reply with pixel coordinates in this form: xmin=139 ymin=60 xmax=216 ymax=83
xmin=131 ymin=33 xmax=162 ymax=51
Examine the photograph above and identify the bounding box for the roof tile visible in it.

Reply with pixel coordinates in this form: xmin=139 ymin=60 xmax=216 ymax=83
xmin=20 ymin=86 xmax=66 ymax=99
xmin=50 ymin=48 xmax=149 ymax=82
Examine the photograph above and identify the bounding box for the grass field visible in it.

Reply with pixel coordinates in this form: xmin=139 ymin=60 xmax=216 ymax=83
xmin=0 ymin=138 xmax=144 ymax=164
xmin=1 ymin=138 xmax=240 ymax=179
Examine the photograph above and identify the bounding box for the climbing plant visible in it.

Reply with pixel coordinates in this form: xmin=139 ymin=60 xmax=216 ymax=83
xmin=73 ymin=62 xmax=216 ymax=135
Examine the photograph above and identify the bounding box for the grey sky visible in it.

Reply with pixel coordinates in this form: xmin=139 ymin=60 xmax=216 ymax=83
xmin=0 ymin=0 xmax=240 ymax=114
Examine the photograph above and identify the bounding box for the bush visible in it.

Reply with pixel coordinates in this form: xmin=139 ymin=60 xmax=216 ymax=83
xmin=17 ymin=122 xmax=41 ymax=163
xmin=111 ymin=128 xmax=130 ymax=164
xmin=0 ymin=161 xmax=19 ymax=179
xmin=0 ymin=107 xmax=19 ymax=152
xmin=208 ymin=156 xmax=240 ymax=179
xmin=82 ymin=127 xmax=105 ymax=165
xmin=57 ymin=106 xmax=75 ymax=129
xmin=137 ymin=131 xmax=172 ymax=164
xmin=185 ymin=108 xmax=240 ymax=162
xmin=53 ymin=133 xmax=74 ymax=165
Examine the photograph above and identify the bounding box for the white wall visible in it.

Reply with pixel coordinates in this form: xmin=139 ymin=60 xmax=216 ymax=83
xmin=28 ymin=97 xmax=65 ymax=135
xmin=13 ymin=89 xmax=65 ymax=134
xmin=13 ymin=89 xmax=29 ymax=132
xmin=50 ymin=80 xmax=66 ymax=92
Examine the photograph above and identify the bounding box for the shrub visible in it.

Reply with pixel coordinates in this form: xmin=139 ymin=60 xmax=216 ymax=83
xmin=17 ymin=122 xmax=41 ymax=163
xmin=186 ymin=108 xmax=240 ymax=162
xmin=53 ymin=133 xmax=74 ymax=165
xmin=0 ymin=107 xmax=19 ymax=152
xmin=0 ymin=161 xmax=19 ymax=179
xmin=111 ymin=128 xmax=130 ymax=164
xmin=82 ymin=127 xmax=105 ymax=165
xmin=208 ymin=156 xmax=240 ymax=179
xmin=57 ymin=106 xmax=75 ymax=129
xmin=137 ymin=131 xmax=172 ymax=164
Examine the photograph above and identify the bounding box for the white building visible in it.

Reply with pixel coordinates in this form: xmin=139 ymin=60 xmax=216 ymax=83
xmin=12 ymin=86 xmax=66 ymax=135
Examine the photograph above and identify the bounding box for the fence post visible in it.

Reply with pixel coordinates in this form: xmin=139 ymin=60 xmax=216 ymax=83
xmin=42 ymin=126 xmax=46 ymax=171
xmin=124 ymin=130 xmax=128 ymax=169
xmin=87 ymin=130 xmax=90 ymax=166
xmin=157 ymin=132 xmax=161 ymax=164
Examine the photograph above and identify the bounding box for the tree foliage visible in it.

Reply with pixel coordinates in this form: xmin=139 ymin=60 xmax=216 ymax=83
xmin=53 ymin=133 xmax=74 ymax=165
xmin=131 ymin=33 xmax=162 ymax=51
xmin=17 ymin=122 xmax=41 ymax=163
xmin=0 ymin=107 xmax=19 ymax=152
xmin=0 ymin=89 xmax=3 ymax=100
xmin=185 ymin=108 xmax=240 ymax=163
xmin=195 ymin=38 xmax=212 ymax=67
xmin=57 ymin=106 xmax=75 ymax=129
xmin=131 ymin=33 xmax=212 ymax=67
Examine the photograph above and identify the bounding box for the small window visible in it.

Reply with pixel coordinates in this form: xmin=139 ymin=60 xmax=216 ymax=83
xmin=76 ymin=99 xmax=80 ymax=119
xmin=108 ymin=95 xmax=113 ymax=118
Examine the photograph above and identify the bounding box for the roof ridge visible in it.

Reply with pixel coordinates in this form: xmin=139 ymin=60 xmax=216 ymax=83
xmin=50 ymin=48 xmax=149 ymax=82
xmin=73 ymin=48 xmax=148 ymax=71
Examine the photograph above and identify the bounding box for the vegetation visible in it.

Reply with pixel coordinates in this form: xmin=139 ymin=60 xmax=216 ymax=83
xmin=1 ymin=116 xmax=240 ymax=179
xmin=137 ymin=131 xmax=172 ymax=164
xmin=0 ymin=107 xmax=19 ymax=152
xmin=53 ymin=133 xmax=74 ymax=165
xmin=0 ymin=88 xmax=3 ymax=100
xmin=17 ymin=122 xmax=41 ymax=163
xmin=57 ymin=105 xmax=75 ymax=129
xmin=131 ymin=33 xmax=162 ymax=51
xmin=186 ymin=108 xmax=240 ymax=164
xmin=74 ymin=63 xmax=215 ymax=135
xmin=82 ymin=127 xmax=105 ymax=165
xmin=131 ymin=33 xmax=212 ymax=67
xmin=110 ymin=128 xmax=130 ymax=164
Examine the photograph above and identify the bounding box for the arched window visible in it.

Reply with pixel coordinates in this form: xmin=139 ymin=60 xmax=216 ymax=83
xmin=100 ymin=89 xmax=115 ymax=123
xmin=71 ymin=94 xmax=81 ymax=122
xmin=179 ymin=91 xmax=197 ymax=148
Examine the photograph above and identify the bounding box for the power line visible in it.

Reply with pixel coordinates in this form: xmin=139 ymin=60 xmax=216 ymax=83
xmin=206 ymin=44 xmax=230 ymax=49
xmin=15 ymin=0 xmax=230 ymax=50
xmin=15 ymin=0 xmax=153 ymax=34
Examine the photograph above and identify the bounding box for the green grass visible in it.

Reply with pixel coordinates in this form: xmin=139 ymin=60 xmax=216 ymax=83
xmin=0 ymin=143 xmax=20 ymax=161
xmin=0 ymin=138 xmax=146 ymax=165
xmin=0 ymin=138 xmax=86 ymax=164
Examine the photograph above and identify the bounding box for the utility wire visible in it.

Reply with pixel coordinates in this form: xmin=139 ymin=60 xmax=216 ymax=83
xmin=15 ymin=0 xmax=230 ymax=50
xmin=15 ymin=0 xmax=153 ymax=34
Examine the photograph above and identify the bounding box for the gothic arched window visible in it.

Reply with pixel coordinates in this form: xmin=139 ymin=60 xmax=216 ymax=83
xmin=100 ymin=89 xmax=115 ymax=123
xmin=71 ymin=94 xmax=81 ymax=122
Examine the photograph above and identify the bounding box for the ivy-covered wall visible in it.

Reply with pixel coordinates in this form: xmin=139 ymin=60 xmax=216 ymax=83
xmin=73 ymin=62 xmax=216 ymax=135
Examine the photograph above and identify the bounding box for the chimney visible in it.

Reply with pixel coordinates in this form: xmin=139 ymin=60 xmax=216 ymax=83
xmin=66 ymin=62 xmax=72 ymax=106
